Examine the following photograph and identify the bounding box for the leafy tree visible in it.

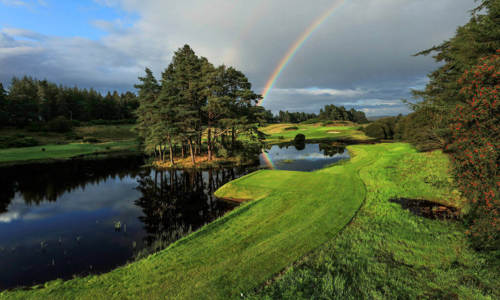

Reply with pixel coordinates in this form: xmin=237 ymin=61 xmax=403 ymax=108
xmin=448 ymin=52 xmax=499 ymax=249
xmin=410 ymin=0 xmax=500 ymax=149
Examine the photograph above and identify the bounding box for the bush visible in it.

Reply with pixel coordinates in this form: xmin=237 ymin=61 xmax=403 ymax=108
xmin=46 ymin=116 xmax=73 ymax=133
xmin=284 ymin=126 xmax=299 ymax=131
xmin=294 ymin=133 xmax=306 ymax=143
xmin=448 ymin=52 xmax=499 ymax=249
xmin=364 ymin=123 xmax=386 ymax=139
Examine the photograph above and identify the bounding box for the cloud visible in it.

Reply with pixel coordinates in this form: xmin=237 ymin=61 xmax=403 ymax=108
xmin=0 ymin=0 xmax=28 ymax=7
xmin=274 ymin=87 xmax=366 ymax=97
xmin=0 ymin=0 xmax=477 ymax=115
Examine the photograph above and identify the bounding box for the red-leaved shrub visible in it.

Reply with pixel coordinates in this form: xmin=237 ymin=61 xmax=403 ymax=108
xmin=448 ymin=51 xmax=499 ymax=250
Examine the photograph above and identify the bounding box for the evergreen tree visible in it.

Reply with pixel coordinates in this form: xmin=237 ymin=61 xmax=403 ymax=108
xmin=0 ymin=83 xmax=7 ymax=125
xmin=134 ymin=68 xmax=160 ymax=151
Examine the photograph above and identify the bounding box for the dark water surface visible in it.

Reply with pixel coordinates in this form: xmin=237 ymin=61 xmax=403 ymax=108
xmin=260 ymin=143 xmax=349 ymax=171
xmin=0 ymin=157 xmax=249 ymax=290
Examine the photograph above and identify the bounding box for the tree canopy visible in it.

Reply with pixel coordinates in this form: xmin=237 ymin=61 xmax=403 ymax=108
xmin=0 ymin=76 xmax=139 ymax=127
xmin=134 ymin=44 xmax=264 ymax=165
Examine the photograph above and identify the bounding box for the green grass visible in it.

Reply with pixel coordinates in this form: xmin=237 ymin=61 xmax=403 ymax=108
xmin=2 ymin=143 xmax=497 ymax=299
xmin=261 ymin=123 xmax=370 ymax=143
xmin=74 ymin=124 xmax=136 ymax=141
xmin=0 ymin=125 xmax=138 ymax=165
xmin=249 ymin=149 xmax=499 ymax=299
xmin=0 ymin=140 xmax=139 ymax=165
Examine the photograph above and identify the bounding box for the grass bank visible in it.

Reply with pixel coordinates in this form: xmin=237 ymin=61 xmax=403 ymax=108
xmin=0 ymin=125 xmax=139 ymax=166
xmin=249 ymin=148 xmax=499 ymax=299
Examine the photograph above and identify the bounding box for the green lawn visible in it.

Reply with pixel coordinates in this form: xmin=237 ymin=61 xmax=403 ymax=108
xmin=260 ymin=123 xmax=370 ymax=143
xmin=0 ymin=124 xmax=138 ymax=165
xmin=0 ymin=140 xmax=139 ymax=165
xmin=250 ymin=149 xmax=498 ymax=299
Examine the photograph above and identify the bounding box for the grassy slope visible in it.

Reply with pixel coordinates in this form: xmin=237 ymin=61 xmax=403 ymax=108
xmin=250 ymin=149 xmax=499 ymax=299
xmin=0 ymin=125 xmax=138 ymax=165
xmin=260 ymin=123 xmax=370 ymax=143
xmin=1 ymin=143 xmax=394 ymax=299
xmin=0 ymin=140 xmax=139 ymax=164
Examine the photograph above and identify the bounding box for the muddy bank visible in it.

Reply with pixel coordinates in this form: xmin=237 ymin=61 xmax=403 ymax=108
xmin=389 ymin=198 xmax=460 ymax=220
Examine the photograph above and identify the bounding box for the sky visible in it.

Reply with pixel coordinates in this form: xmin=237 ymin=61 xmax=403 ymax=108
xmin=0 ymin=0 xmax=478 ymax=116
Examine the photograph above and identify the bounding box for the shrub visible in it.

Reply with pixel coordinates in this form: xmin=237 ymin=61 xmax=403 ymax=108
xmin=364 ymin=123 xmax=386 ymax=139
xmin=448 ymin=51 xmax=499 ymax=250
xmin=46 ymin=116 xmax=73 ymax=133
xmin=294 ymin=133 xmax=306 ymax=143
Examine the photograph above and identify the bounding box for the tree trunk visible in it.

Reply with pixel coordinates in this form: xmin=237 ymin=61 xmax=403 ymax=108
xmin=188 ymin=138 xmax=195 ymax=165
xmin=207 ymin=127 xmax=212 ymax=161
xmin=168 ymin=139 xmax=175 ymax=165
xmin=181 ymin=143 xmax=185 ymax=158
xmin=197 ymin=135 xmax=202 ymax=155
xmin=231 ymin=126 xmax=235 ymax=148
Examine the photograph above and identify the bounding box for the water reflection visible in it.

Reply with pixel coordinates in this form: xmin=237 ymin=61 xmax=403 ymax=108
xmin=260 ymin=143 xmax=349 ymax=171
xmin=0 ymin=158 xmax=250 ymax=290
xmin=135 ymin=168 xmax=239 ymax=245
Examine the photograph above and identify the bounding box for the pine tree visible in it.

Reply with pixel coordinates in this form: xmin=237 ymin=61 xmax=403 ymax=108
xmin=134 ymin=68 xmax=161 ymax=153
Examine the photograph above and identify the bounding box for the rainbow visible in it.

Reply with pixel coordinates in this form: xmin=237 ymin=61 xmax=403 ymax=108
xmin=261 ymin=150 xmax=276 ymax=169
xmin=258 ymin=0 xmax=346 ymax=106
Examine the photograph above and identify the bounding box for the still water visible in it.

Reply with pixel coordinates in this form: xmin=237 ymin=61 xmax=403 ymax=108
xmin=0 ymin=142 xmax=347 ymax=289
xmin=0 ymin=157 xmax=248 ymax=290
xmin=260 ymin=142 xmax=349 ymax=171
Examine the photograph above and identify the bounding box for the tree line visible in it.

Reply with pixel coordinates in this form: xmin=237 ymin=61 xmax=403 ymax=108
xmin=363 ymin=0 xmax=499 ymax=249
xmin=0 ymin=76 xmax=139 ymax=127
xmin=134 ymin=45 xmax=268 ymax=165
xmin=274 ymin=105 xmax=368 ymax=124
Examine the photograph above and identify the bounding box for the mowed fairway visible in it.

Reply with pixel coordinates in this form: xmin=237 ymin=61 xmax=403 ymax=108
xmin=1 ymin=144 xmax=399 ymax=299
xmin=260 ymin=123 xmax=370 ymax=143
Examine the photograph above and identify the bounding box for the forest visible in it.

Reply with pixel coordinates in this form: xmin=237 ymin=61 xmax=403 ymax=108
xmin=0 ymin=77 xmax=139 ymax=127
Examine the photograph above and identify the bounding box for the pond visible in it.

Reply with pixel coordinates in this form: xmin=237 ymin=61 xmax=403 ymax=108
xmin=0 ymin=142 xmax=348 ymax=290
xmin=260 ymin=143 xmax=349 ymax=171
xmin=0 ymin=157 xmax=249 ymax=290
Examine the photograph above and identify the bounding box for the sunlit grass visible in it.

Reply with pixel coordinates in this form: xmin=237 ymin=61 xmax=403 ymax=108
xmin=260 ymin=123 xmax=370 ymax=143
xmin=0 ymin=140 xmax=139 ymax=165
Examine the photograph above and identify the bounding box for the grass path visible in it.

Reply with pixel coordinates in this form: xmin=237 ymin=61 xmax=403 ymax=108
xmin=1 ymin=142 xmax=391 ymax=300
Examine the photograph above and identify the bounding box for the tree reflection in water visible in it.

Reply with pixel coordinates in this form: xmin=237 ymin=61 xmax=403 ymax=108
xmin=135 ymin=167 xmax=244 ymax=247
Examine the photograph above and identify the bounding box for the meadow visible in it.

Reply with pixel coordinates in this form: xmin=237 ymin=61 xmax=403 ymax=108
xmin=0 ymin=125 xmax=139 ymax=165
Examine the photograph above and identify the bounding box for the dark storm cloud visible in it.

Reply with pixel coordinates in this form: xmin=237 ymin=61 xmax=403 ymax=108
xmin=0 ymin=0 xmax=477 ymax=115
